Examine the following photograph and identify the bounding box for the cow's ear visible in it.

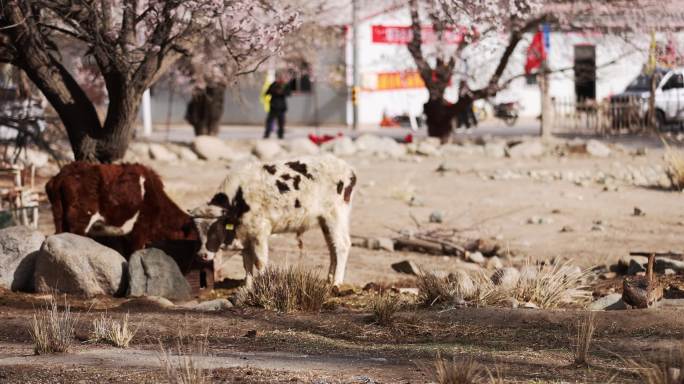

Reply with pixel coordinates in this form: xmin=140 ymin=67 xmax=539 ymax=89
xmin=209 ymin=192 xmax=230 ymax=210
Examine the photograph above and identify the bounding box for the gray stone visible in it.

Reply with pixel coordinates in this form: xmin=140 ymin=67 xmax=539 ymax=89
xmin=191 ymin=298 xmax=233 ymax=311
xmin=0 ymin=226 xmax=45 ymax=291
xmin=253 ymin=140 xmax=283 ymax=160
xmin=121 ymin=296 xmax=175 ymax=310
xmin=127 ymin=248 xmax=192 ymax=301
xmin=148 ymin=143 xmax=179 ymax=161
xmin=416 ymin=141 xmax=441 ymax=157
xmin=483 ymin=142 xmax=506 ymax=158
xmin=321 ymin=136 xmax=356 ymax=156
xmin=589 ymin=293 xmax=627 ymax=310
xmin=398 ymin=287 xmax=419 ymax=295
xmin=467 ymin=252 xmax=485 ymax=265
xmin=391 ymin=260 xmax=420 ymax=275
xmin=429 ymin=211 xmax=444 ymax=223
xmin=491 ymin=267 xmax=520 ymax=290
xmin=171 ymin=145 xmax=200 ymax=161
xmin=34 ymin=233 xmax=127 ymax=297
xmin=375 ymin=237 xmax=395 ymax=252
xmin=507 ymin=140 xmax=544 ymax=158
xmin=502 ymin=297 xmax=519 ymax=308
xmin=192 ymin=135 xmax=249 ymax=161
xmin=485 ymin=256 xmax=503 ymax=270
xmin=586 ymin=139 xmax=611 ymax=157
xmin=285 ymin=138 xmax=320 ymax=156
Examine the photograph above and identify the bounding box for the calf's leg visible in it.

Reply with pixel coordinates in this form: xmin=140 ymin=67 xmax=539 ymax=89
xmin=318 ymin=213 xmax=351 ymax=287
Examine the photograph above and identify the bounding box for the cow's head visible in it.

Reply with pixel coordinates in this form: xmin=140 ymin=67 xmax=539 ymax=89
xmin=190 ymin=189 xmax=249 ymax=262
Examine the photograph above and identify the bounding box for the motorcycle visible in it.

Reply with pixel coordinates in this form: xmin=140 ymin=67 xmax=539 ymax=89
xmin=493 ymin=101 xmax=520 ymax=126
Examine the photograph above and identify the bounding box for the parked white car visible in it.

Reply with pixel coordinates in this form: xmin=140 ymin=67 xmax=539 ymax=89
xmin=611 ymin=67 xmax=684 ymax=130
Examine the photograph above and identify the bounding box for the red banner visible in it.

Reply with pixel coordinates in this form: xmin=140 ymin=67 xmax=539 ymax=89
xmin=372 ymin=25 xmax=465 ymax=45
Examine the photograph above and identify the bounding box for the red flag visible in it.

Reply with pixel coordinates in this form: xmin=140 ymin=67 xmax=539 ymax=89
xmin=525 ymin=31 xmax=546 ymax=74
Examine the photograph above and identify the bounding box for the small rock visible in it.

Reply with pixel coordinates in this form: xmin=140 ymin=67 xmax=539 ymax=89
xmin=244 ymin=330 xmax=257 ymax=338
xmin=416 ymin=140 xmax=441 ymax=157
xmin=467 ymin=252 xmax=485 ymax=265
xmin=321 ymin=136 xmax=356 ymax=156
xmin=591 ymin=225 xmax=605 ymax=232
xmin=560 ymin=225 xmax=575 ymax=233
xmin=484 ymin=142 xmax=506 ymax=158
xmin=507 ymin=140 xmax=544 ymax=158
xmin=398 ymin=287 xmax=419 ymax=295
xmin=375 ymin=237 xmax=395 ymax=252
xmin=588 ymin=293 xmax=627 ymax=310
xmin=362 ymin=282 xmax=380 ymax=291
xmin=665 ymin=268 xmax=677 ymax=276
xmin=586 ymin=139 xmax=611 ymax=157
xmin=429 ymin=211 xmax=444 ymax=223
xmin=192 ymin=298 xmax=233 ymax=311
xmin=148 ymin=143 xmax=179 ymax=161
xmin=391 ymin=260 xmax=420 ymax=275
xmin=253 ymin=140 xmax=283 ymax=160
xmin=633 ymin=207 xmax=645 ymax=217
xmin=491 ymin=267 xmax=520 ymax=290
xmin=521 ymin=301 xmax=539 ymax=309
xmin=485 ymin=256 xmax=503 ymax=270
xmin=121 ymin=296 xmax=175 ymax=310
xmin=600 ymin=272 xmax=617 ymax=280
xmin=286 ymin=138 xmax=320 ymax=156
xmin=635 ymin=147 xmax=648 ymax=156
xmin=502 ymin=297 xmax=519 ymax=308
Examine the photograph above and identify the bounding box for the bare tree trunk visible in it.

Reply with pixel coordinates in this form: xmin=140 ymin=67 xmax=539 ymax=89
xmin=185 ymin=85 xmax=225 ymax=136
xmin=648 ymin=72 xmax=657 ymax=131
xmin=539 ymin=63 xmax=553 ymax=139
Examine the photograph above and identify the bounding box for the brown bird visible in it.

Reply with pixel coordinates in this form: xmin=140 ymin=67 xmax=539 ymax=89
xmin=622 ymin=254 xmax=663 ymax=309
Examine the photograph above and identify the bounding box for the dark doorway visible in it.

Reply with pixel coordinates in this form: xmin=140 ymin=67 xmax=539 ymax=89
xmin=574 ymin=45 xmax=596 ymax=102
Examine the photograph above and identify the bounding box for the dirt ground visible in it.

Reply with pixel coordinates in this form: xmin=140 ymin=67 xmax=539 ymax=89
xmin=2 ymin=136 xmax=684 ymax=383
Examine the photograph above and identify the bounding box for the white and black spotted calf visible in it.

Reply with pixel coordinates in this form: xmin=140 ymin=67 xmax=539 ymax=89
xmin=190 ymin=154 xmax=357 ymax=287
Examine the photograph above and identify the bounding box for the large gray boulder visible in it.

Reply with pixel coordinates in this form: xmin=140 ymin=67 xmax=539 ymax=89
xmin=0 ymin=226 xmax=45 ymax=291
xmin=127 ymin=248 xmax=191 ymax=301
xmin=34 ymin=233 xmax=127 ymax=297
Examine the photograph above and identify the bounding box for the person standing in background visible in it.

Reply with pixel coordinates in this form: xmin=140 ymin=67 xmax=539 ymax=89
xmin=263 ymin=71 xmax=291 ymax=139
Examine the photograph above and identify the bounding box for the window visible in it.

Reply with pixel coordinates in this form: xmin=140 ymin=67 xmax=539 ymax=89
xmin=287 ymin=61 xmax=313 ymax=93
xmin=664 ymin=73 xmax=684 ymax=90
xmin=574 ymin=45 xmax=596 ymax=102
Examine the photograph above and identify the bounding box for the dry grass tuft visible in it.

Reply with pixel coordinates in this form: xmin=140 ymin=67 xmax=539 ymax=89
xmin=628 ymin=347 xmax=684 ymax=384
xmin=159 ymin=330 xmax=211 ymax=384
xmin=663 ymin=139 xmax=684 ymax=191
xmin=236 ymin=266 xmax=329 ymax=313
xmin=427 ymin=351 xmax=503 ymax=384
xmin=478 ymin=262 xmax=592 ymax=309
xmin=419 ymin=261 xmax=591 ymax=309
xmin=28 ymin=296 xmax=77 ymax=355
xmin=417 ymin=270 xmax=476 ymax=306
xmin=371 ymin=292 xmax=401 ymax=326
xmin=574 ymin=311 xmax=597 ymax=365
xmin=90 ymin=313 xmax=137 ymax=348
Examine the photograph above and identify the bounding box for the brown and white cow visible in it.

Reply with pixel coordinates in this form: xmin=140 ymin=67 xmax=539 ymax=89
xmin=190 ymin=154 xmax=356 ymax=287
xmin=45 ymin=162 xmax=197 ymax=256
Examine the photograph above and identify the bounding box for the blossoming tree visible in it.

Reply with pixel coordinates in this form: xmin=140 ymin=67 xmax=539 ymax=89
xmin=0 ymin=1 xmax=298 ymax=162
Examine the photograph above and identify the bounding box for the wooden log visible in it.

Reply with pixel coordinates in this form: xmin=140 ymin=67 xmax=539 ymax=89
xmin=622 ymin=254 xmax=664 ymax=309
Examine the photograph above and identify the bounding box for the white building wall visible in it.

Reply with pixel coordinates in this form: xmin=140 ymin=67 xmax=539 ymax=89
xmin=348 ymin=6 xmax=665 ymax=122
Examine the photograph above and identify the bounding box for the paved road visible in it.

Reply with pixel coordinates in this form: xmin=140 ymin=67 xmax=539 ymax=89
xmin=144 ymin=117 xmax=541 ymax=143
